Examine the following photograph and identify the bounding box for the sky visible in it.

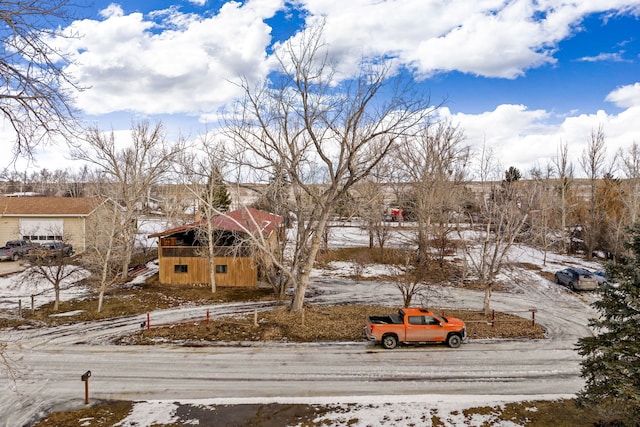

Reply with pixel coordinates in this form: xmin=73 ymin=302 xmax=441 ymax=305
xmin=7 ymin=0 xmax=640 ymax=178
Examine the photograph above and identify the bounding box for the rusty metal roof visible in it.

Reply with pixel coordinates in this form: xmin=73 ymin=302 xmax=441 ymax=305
xmin=148 ymin=207 xmax=283 ymax=238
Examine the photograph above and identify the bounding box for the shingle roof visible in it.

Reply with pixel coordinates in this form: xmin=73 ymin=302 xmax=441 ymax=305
xmin=149 ymin=207 xmax=283 ymax=238
xmin=0 ymin=197 xmax=106 ymax=216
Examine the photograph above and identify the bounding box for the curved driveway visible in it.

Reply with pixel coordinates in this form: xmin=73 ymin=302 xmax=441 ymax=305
xmin=1 ymin=273 xmax=596 ymax=427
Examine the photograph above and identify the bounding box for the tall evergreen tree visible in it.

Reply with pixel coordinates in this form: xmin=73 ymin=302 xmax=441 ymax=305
xmin=202 ymin=166 xmax=231 ymax=212
xmin=576 ymin=223 xmax=640 ymax=425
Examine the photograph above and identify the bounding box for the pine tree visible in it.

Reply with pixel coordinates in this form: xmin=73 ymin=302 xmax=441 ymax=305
xmin=576 ymin=223 xmax=640 ymax=425
xmin=202 ymin=166 xmax=231 ymax=212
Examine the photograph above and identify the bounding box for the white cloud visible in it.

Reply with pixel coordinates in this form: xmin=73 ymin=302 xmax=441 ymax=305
xmin=295 ymin=0 xmax=640 ymax=79
xmin=50 ymin=1 xmax=640 ymax=118
xmin=440 ymin=104 xmax=640 ymax=178
xmin=99 ymin=3 xmax=124 ymax=18
xmin=29 ymin=1 xmax=640 ymax=177
xmin=605 ymin=82 xmax=640 ymax=108
xmin=55 ymin=1 xmax=281 ymax=116
xmin=578 ymin=52 xmax=628 ymax=62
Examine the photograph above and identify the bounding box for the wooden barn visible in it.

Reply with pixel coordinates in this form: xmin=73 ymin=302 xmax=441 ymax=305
xmin=149 ymin=208 xmax=283 ymax=287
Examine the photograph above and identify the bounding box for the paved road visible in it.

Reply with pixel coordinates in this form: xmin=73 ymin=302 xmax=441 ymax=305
xmin=1 ymin=272 xmax=595 ymax=426
xmin=2 ymin=339 xmax=582 ymax=427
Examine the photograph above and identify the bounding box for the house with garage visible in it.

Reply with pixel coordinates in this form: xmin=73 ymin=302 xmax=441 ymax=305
xmin=0 ymin=197 xmax=110 ymax=254
xmin=148 ymin=207 xmax=283 ymax=287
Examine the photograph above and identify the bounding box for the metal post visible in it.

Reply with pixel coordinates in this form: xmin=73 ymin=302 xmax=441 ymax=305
xmin=530 ymin=308 xmax=537 ymax=327
xmin=81 ymin=371 xmax=91 ymax=404
xmin=206 ymin=309 xmax=210 ymax=323
xmin=31 ymin=295 xmax=35 ymax=314
xmin=147 ymin=312 xmax=150 ymax=331
xmin=18 ymin=299 xmax=22 ymax=317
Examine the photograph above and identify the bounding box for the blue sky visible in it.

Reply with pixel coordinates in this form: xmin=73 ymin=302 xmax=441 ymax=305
xmin=9 ymin=1 xmax=640 ymax=177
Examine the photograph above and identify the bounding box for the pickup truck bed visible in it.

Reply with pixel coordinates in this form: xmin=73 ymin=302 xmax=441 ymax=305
xmin=367 ymin=314 xmax=402 ymax=324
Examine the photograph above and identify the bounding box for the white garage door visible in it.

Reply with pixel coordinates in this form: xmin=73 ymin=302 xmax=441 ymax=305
xmin=19 ymin=219 xmax=64 ymax=242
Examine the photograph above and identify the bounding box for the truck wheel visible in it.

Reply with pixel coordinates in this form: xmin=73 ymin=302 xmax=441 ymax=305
xmin=446 ymin=334 xmax=462 ymax=348
xmin=12 ymin=254 xmax=19 ymax=261
xmin=382 ymin=335 xmax=398 ymax=349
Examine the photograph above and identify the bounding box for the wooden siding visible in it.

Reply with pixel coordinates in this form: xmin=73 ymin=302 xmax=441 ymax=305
xmin=157 ymin=250 xmax=257 ymax=287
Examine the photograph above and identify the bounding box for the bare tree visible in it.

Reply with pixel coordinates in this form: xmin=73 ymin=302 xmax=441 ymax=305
xmin=71 ymin=121 xmax=184 ymax=279
xmin=352 ymin=164 xmax=393 ymax=259
xmin=175 ymin=136 xmax=234 ymax=294
xmin=457 ymin=147 xmax=530 ymax=315
xmin=394 ymin=120 xmax=469 ymax=266
xmin=580 ymin=125 xmax=608 ymax=259
xmin=387 ymin=251 xmax=429 ymax=308
xmin=619 ymin=142 xmax=640 ymax=226
xmin=553 ymin=141 xmax=574 ymax=254
xmin=251 ymin=165 xmax=294 ymax=298
xmin=597 ymin=173 xmax=627 ymax=262
xmin=1 ymin=0 xmax=81 ymax=160
xmin=24 ymin=233 xmax=83 ymax=312
xmin=527 ymin=163 xmax=557 ymax=265
xmin=81 ymin=195 xmax=124 ymax=313
xmin=224 ymin=23 xmax=434 ymax=311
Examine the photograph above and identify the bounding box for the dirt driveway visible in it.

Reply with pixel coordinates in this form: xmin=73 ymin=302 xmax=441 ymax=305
xmin=0 ymin=260 xmax=25 ymax=276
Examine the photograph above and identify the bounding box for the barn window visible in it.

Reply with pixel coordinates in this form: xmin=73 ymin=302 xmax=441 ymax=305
xmin=215 ymin=265 xmax=228 ymax=274
xmin=174 ymin=264 xmax=188 ymax=273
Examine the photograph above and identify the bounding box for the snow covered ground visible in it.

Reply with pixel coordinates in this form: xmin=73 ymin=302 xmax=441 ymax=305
xmin=0 ymin=265 xmax=90 ymax=312
xmin=0 ymin=223 xmax=607 ymax=426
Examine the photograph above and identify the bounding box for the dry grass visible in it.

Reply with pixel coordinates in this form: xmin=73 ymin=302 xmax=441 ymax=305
xmin=118 ymin=304 xmax=545 ymax=345
xmin=32 ymin=399 xmax=614 ymax=427
xmin=463 ymin=399 xmax=613 ymax=427
xmin=32 ymin=400 xmax=133 ymax=427
xmin=18 ymin=275 xmax=277 ymax=325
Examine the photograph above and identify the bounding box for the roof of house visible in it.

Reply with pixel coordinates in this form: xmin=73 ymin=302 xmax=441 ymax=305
xmin=149 ymin=207 xmax=283 ymax=238
xmin=0 ymin=197 xmax=107 ymax=216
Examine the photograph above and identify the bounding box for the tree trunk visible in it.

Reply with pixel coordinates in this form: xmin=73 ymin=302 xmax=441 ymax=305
xmin=207 ymin=221 xmax=216 ymax=294
xmin=54 ymin=286 xmax=60 ymax=312
xmin=290 ymin=221 xmax=327 ymax=312
xmin=483 ymin=285 xmax=492 ymax=316
xmin=97 ymin=291 xmax=104 ymax=313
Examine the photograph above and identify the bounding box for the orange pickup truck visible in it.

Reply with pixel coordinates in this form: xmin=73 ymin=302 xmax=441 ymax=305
xmin=365 ymin=307 xmax=466 ymax=349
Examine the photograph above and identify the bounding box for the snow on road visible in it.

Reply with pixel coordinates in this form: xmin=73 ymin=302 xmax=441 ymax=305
xmin=0 ymin=225 xmax=606 ymax=426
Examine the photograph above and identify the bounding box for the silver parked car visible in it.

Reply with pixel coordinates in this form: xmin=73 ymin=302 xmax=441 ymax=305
xmin=592 ymin=270 xmax=608 ymax=286
xmin=554 ymin=268 xmax=598 ymax=291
